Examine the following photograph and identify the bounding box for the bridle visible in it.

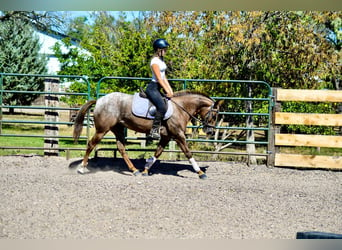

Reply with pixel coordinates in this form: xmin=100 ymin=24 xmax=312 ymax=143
xmin=169 ymin=98 xmax=218 ymax=130
xmin=202 ymin=104 xmax=219 ymax=129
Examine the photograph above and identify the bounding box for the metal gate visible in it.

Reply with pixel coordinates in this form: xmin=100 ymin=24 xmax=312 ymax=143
xmin=96 ymin=76 xmax=273 ymax=164
xmin=0 ymin=73 xmax=92 ymax=157
xmin=1 ymin=73 xmax=273 ymax=163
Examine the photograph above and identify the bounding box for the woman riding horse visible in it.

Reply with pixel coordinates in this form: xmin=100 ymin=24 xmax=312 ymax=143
xmin=145 ymin=38 xmax=174 ymax=140
xmin=73 ymin=90 xmax=223 ymax=179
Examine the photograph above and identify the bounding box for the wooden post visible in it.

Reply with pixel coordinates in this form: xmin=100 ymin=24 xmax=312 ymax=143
xmin=267 ymin=88 xmax=281 ymax=167
xmin=0 ymin=75 xmax=3 ymax=135
xmin=44 ymin=78 xmax=59 ymax=156
xmin=140 ymin=132 xmax=146 ymax=148
xmin=246 ymin=83 xmax=256 ymax=166
xmin=169 ymin=140 xmax=176 ymax=160
xmin=267 ymin=88 xmax=342 ymax=169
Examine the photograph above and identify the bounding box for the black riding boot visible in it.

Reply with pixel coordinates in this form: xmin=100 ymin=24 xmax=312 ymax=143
xmin=149 ymin=112 xmax=163 ymax=139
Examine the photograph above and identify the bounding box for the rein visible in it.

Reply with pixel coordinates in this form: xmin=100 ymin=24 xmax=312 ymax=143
xmin=169 ymin=98 xmax=217 ymax=129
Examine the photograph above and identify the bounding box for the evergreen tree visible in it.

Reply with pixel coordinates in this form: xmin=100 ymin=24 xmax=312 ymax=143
xmin=0 ymin=18 xmax=47 ymax=112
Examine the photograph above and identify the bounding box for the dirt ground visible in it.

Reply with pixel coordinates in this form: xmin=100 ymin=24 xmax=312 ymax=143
xmin=0 ymin=155 xmax=341 ymax=239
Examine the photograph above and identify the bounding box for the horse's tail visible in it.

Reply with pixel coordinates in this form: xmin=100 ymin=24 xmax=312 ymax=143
xmin=73 ymin=100 xmax=97 ymax=142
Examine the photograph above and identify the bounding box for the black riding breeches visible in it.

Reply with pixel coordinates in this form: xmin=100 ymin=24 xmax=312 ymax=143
xmin=145 ymin=81 xmax=167 ymax=117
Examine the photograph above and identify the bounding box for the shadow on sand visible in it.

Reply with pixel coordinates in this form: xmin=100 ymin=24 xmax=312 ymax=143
xmin=69 ymin=157 xmax=208 ymax=178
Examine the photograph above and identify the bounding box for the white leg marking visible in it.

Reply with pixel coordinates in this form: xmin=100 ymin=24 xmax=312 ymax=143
xmin=189 ymin=157 xmax=201 ymax=172
xmin=144 ymin=156 xmax=157 ymax=170
xmin=77 ymin=162 xmax=89 ymax=174
xmin=77 ymin=166 xmax=86 ymax=174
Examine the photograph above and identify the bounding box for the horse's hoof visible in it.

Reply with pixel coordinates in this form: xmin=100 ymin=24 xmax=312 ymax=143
xmin=133 ymin=170 xmax=141 ymax=176
xmin=77 ymin=167 xmax=89 ymax=174
xmin=199 ymin=173 xmax=208 ymax=180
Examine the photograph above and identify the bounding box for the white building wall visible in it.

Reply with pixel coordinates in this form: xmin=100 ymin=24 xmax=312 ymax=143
xmin=35 ymin=30 xmax=90 ymax=75
xmin=36 ymin=31 xmax=64 ymax=74
xmin=35 ymin=30 xmax=91 ymax=90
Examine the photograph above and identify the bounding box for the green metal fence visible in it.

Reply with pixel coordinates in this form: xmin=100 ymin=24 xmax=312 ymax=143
xmin=0 ymin=73 xmax=92 ymax=157
xmin=0 ymin=73 xmax=273 ymax=163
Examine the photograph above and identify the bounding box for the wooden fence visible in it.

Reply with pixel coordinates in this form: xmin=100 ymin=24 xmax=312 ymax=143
xmin=268 ymin=89 xmax=342 ymax=170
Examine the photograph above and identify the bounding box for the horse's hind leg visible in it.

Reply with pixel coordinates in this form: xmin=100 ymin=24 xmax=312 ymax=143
xmin=78 ymin=130 xmax=106 ymax=174
xmin=112 ymin=125 xmax=140 ymax=176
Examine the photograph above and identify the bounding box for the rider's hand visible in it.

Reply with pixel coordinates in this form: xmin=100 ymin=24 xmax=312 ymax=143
xmin=166 ymin=92 xmax=173 ymax=98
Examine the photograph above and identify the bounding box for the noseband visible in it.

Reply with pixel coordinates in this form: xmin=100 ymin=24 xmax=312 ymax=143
xmin=170 ymin=99 xmax=218 ymax=130
xmin=202 ymin=104 xmax=219 ymax=129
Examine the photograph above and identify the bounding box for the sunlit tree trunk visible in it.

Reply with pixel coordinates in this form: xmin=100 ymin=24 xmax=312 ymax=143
xmin=246 ymin=83 xmax=257 ymax=165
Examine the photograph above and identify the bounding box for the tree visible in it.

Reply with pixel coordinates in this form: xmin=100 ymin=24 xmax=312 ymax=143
xmin=0 ymin=18 xmax=47 ymax=113
xmin=0 ymin=11 xmax=67 ymax=33
xmin=56 ymin=11 xmax=340 ymax=131
xmin=51 ymin=11 xmax=340 ymax=162
xmin=56 ymin=10 xmax=340 ymax=114
xmin=56 ymin=11 xmax=340 ymax=93
xmin=143 ymin=11 xmax=341 ymax=158
xmin=54 ymin=11 xmax=157 ymax=104
xmin=143 ymin=11 xmax=340 ymax=90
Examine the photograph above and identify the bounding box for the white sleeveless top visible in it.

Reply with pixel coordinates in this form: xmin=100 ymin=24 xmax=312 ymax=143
xmin=150 ymin=57 xmax=167 ymax=82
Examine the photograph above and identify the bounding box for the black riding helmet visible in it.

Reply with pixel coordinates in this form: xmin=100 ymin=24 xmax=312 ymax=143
xmin=153 ymin=38 xmax=170 ymax=51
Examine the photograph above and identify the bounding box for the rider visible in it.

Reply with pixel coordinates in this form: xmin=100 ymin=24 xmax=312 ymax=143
xmin=145 ymin=38 xmax=174 ymax=139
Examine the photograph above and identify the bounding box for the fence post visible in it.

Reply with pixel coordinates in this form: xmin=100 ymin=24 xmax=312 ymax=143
xmin=246 ymin=83 xmax=256 ymax=166
xmin=44 ymin=78 xmax=59 ymax=156
xmin=267 ymin=88 xmax=281 ymax=167
xmin=0 ymin=74 xmax=3 ymax=135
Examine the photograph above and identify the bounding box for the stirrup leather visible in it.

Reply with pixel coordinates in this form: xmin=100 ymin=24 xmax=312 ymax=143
xmin=149 ymin=127 xmax=160 ymax=139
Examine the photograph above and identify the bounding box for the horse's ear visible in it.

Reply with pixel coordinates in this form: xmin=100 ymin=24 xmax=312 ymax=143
xmin=214 ymin=99 xmax=224 ymax=109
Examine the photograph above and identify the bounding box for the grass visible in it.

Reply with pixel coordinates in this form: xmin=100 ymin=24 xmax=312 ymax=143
xmin=279 ymin=146 xmax=342 ymax=156
xmin=1 ymin=109 xmax=340 ymax=162
xmin=0 ymin=110 xmax=178 ymax=159
xmin=0 ymin=121 xmax=265 ymax=162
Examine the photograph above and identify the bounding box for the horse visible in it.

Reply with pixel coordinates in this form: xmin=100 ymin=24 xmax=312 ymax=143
xmin=73 ymin=90 xmax=223 ymax=179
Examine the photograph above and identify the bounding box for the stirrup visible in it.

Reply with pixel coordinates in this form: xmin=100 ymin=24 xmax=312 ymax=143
xmin=149 ymin=127 xmax=160 ymax=139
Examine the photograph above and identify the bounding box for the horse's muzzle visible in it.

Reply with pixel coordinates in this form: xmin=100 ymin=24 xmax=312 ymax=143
xmin=204 ymin=126 xmax=214 ymax=136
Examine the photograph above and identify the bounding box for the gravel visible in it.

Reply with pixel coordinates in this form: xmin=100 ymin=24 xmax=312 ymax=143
xmin=0 ymin=155 xmax=341 ymax=239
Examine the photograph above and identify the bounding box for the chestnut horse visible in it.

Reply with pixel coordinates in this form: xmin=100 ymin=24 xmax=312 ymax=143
xmin=73 ymin=90 xmax=223 ymax=179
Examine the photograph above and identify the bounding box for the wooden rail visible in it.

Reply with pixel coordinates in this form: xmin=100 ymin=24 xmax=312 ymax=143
xmin=275 ymin=113 xmax=342 ymax=126
xmin=275 ymin=134 xmax=342 ymax=148
xmin=276 ymin=89 xmax=342 ymax=102
xmin=270 ymin=89 xmax=342 ymax=170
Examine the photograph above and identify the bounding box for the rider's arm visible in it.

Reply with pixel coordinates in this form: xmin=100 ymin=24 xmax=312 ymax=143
xmin=151 ymin=64 xmax=174 ymax=98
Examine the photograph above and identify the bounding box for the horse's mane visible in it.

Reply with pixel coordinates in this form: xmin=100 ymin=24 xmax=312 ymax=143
xmin=173 ymin=90 xmax=212 ymax=100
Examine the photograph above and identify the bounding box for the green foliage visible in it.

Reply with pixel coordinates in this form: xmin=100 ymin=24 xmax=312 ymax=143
xmin=0 ymin=19 xmax=47 ymax=107
xmin=54 ymin=12 xmax=158 ymax=103
xmin=54 ymin=11 xmax=340 ymax=135
xmin=281 ymin=101 xmax=337 ymax=135
xmin=0 ymin=11 xmax=66 ymax=33
xmin=57 ymin=11 xmax=340 ymax=93
xmin=143 ymin=11 xmax=340 ymax=134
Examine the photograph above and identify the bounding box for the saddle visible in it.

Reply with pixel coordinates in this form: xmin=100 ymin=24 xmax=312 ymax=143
xmin=131 ymin=89 xmax=173 ymax=120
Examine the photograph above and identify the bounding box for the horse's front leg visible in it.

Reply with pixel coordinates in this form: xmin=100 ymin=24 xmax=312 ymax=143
xmin=142 ymin=136 xmax=170 ymax=176
xmin=174 ymin=135 xmax=207 ymax=180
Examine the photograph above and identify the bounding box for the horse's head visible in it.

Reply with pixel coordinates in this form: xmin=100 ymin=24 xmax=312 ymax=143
xmin=200 ymin=99 xmax=224 ymax=136
xmin=172 ymin=91 xmax=224 ymax=136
